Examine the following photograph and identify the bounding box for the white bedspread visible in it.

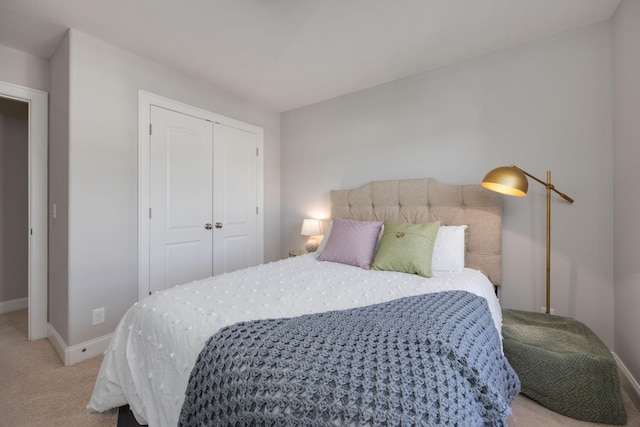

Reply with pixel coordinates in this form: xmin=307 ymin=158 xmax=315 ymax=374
xmin=88 ymin=254 xmax=502 ymax=427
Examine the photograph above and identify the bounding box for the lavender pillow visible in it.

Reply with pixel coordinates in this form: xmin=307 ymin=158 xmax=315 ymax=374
xmin=317 ymin=217 xmax=383 ymax=269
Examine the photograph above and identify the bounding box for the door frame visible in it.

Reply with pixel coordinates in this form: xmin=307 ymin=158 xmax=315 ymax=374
xmin=138 ymin=91 xmax=264 ymax=300
xmin=0 ymin=81 xmax=48 ymax=340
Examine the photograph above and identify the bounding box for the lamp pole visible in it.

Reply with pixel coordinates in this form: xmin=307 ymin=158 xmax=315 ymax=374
xmin=546 ymin=170 xmax=551 ymax=315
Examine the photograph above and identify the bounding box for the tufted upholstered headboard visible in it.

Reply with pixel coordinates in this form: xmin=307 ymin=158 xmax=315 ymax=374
xmin=330 ymin=178 xmax=503 ymax=285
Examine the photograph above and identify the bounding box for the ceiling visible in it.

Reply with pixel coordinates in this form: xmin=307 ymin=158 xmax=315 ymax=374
xmin=0 ymin=0 xmax=620 ymax=112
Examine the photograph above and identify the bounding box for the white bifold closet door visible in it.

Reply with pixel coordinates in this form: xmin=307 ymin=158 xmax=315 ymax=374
xmin=212 ymin=121 xmax=258 ymax=276
xmin=149 ymin=105 xmax=258 ymax=293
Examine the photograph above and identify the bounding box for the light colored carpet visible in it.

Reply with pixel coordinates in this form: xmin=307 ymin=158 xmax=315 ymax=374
xmin=1 ymin=309 xmax=638 ymax=426
xmin=0 ymin=309 xmax=115 ymax=427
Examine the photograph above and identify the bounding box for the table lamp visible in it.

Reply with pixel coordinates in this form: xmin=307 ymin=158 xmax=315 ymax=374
xmin=301 ymin=219 xmax=323 ymax=252
xmin=481 ymin=165 xmax=574 ymax=314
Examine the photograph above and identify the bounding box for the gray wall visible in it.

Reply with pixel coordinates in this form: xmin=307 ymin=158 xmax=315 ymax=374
xmin=49 ymin=29 xmax=281 ymax=346
xmin=49 ymin=31 xmax=70 ymax=339
xmin=613 ymin=0 xmax=640 ymax=386
xmin=0 ymin=44 xmax=49 ymax=92
xmin=282 ymin=22 xmax=615 ymax=346
xmin=0 ymin=98 xmax=28 ymax=304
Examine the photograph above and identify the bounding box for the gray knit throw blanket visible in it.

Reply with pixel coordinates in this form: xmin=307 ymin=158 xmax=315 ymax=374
xmin=179 ymin=291 xmax=520 ymax=426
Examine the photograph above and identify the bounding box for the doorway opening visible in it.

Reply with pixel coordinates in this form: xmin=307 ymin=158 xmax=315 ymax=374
xmin=0 ymin=81 xmax=48 ymax=340
xmin=0 ymin=97 xmax=28 ymax=336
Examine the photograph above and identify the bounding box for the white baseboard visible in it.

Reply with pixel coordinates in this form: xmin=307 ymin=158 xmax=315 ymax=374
xmin=612 ymin=352 xmax=640 ymax=410
xmin=47 ymin=323 xmax=113 ymax=366
xmin=0 ymin=297 xmax=28 ymax=314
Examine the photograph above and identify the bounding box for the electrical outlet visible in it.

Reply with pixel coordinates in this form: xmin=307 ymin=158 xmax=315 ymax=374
xmin=540 ymin=307 xmax=555 ymax=315
xmin=92 ymin=307 xmax=105 ymax=325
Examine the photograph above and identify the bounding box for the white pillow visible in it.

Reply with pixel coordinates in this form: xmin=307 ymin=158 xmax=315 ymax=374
xmin=316 ymin=220 xmax=332 ymax=254
xmin=431 ymin=225 xmax=467 ymax=271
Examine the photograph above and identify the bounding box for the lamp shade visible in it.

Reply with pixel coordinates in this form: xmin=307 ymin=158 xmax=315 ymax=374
xmin=481 ymin=166 xmax=528 ymax=197
xmin=300 ymin=219 xmax=322 ymax=236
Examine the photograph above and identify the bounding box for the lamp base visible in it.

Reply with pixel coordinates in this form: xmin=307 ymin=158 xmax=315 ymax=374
xmin=305 ymin=238 xmax=318 ymax=252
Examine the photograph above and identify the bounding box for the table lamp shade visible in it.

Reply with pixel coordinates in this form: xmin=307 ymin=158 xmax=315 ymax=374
xmin=300 ymin=219 xmax=322 ymax=236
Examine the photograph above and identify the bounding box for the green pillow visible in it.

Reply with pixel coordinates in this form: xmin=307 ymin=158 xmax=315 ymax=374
xmin=371 ymin=221 xmax=441 ymax=277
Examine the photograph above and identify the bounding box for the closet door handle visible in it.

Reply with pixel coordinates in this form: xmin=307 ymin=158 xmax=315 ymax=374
xmin=215 ymin=222 xmax=223 ymax=229
xmin=204 ymin=223 xmax=213 ymax=230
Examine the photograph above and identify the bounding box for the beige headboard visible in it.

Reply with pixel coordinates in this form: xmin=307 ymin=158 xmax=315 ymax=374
xmin=330 ymin=178 xmax=503 ymax=285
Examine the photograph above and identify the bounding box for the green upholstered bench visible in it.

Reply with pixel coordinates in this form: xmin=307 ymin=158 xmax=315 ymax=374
xmin=502 ymin=309 xmax=626 ymax=425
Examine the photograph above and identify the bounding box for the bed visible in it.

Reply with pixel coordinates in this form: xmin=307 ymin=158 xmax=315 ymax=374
xmin=89 ymin=178 xmax=519 ymax=426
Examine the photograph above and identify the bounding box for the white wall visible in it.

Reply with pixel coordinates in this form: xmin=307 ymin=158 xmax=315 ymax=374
xmin=613 ymin=0 xmax=640 ymax=385
xmin=0 ymin=44 xmax=49 ymax=92
xmin=282 ymin=22 xmax=614 ymax=346
xmin=49 ymin=29 xmax=280 ymax=347
xmin=49 ymin=31 xmax=70 ymax=340
xmin=0 ymin=100 xmax=28 ymax=304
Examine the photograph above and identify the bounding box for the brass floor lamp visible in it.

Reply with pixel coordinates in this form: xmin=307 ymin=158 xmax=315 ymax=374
xmin=481 ymin=165 xmax=574 ymax=315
